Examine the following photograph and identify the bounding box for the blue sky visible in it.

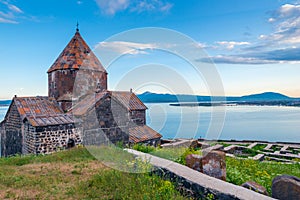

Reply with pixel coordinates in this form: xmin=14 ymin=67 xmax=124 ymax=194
xmin=0 ymin=0 xmax=300 ymax=99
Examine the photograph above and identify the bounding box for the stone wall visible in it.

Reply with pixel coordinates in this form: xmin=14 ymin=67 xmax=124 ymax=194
xmin=127 ymin=149 xmax=275 ymax=200
xmin=48 ymin=69 xmax=77 ymax=100
xmin=34 ymin=124 xmax=82 ymax=154
xmin=78 ymin=96 xmax=129 ymax=145
xmin=22 ymin=120 xmax=36 ymax=154
xmin=129 ymin=110 xmax=146 ymax=125
xmin=23 ymin=122 xmax=82 ymax=154
xmin=1 ymin=102 xmax=23 ymax=156
xmin=48 ymin=69 xmax=107 ymax=104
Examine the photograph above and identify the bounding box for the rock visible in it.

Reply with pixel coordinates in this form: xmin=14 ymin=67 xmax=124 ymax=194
xmin=186 ymin=154 xmax=202 ymax=172
xmin=198 ymin=141 xmax=210 ymax=149
xmin=241 ymin=181 xmax=269 ymax=196
xmin=185 ymin=151 xmax=226 ymax=181
xmin=189 ymin=140 xmax=199 ymax=149
xmin=272 ymin=175 xmax=300 ymax=200
xmin=202 ymin=150 xmax=226 ymax=181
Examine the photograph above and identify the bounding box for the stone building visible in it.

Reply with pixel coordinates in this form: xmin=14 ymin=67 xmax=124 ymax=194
xmin=0 ymin=29 xmax=161 ymax=157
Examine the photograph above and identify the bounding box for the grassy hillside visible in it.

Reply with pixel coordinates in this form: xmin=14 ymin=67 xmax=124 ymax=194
xmin=0 ymin=147 xmax=188 ymax=199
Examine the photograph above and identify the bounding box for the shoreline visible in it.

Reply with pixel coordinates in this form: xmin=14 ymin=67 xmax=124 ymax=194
xmin=161 ymin=138 xmax=300 ymax=146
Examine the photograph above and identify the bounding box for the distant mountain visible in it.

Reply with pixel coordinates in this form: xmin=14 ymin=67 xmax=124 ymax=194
xmin=137 ymin=91 xmax=297 ymax=103
xmin=240 ymin=92 xmax=292 ymax=102
xmin=0 ymin=100 xmax=11 ymax=106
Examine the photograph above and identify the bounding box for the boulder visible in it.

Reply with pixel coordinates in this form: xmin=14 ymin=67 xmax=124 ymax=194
xmin=241 ymin=181 xmax=269 ymax=196
xmin=202 ymin=150 xmax=226 ymax=181
xmin=185 ymin=151 xmax=226 ymax=181
xmin=185 ymin=154 xmax=202 ymax=172
xmin=272 ymin=175 xmax=300 ymax=200
xmin=189 ymin=140 xmax=200 ymax=149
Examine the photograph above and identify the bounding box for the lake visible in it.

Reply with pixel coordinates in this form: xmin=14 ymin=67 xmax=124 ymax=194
xmin=145 ymin=103 xmax=300 ymax=143
xmin=0 ymin=104 xmax=299 ymax=143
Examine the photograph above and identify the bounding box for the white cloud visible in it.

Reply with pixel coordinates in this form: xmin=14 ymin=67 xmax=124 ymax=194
xmin=201 ymin=55 xmax=276 ymax=65
xmin=95 ymin=0 xmax=173 ymax=16
xmin=265 ymin=3 xmax=300 ymax=46
xmin=216 ymin=41 xmax=250 ymax=50
xmin=95 ymin=0 xmax=129 ymax=15
xmin=96 ymin=41 xmax=157 ymax=55
xmin=131 ymin=0 xmax=173 ymax=13
xmin=279 ymin=4 xmax=300 ymax=17
xmin=0 ymin=16 xmax=17 ymax=24
xmin=194 ymin=42 xmax=207 ymax=49
xmin=7 ymin=4 xmax=23 ymax=13
xmin=0 ymin=1 xmax=23 ymax=23
xmin=268 ymin=18 xmax=275 ymax=22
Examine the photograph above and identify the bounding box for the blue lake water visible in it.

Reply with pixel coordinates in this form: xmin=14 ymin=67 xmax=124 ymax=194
xmin=145 ymin=103 xmax=300 ymax=143
xmin=0 ymin=104 xmax=299 ymax=143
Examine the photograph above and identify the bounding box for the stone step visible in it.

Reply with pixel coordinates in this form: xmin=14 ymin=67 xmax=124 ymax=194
xmin=253 ymin=154 xmax=265 ymax=161
xmin=248 ymin=142 xmax=258 ymax=149
xmin=264 ymin=144 xmax=273 ymax=151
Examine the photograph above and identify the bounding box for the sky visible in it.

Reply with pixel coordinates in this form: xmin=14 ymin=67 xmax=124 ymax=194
xmin=1 ymin=0 xmax=300 ymax=99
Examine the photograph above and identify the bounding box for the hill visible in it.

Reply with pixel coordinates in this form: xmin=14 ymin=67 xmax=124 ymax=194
xmin=240 ymin=92 xmax=291 ymax=101
xmin=137 ymin=91 xmax=297 ymax=103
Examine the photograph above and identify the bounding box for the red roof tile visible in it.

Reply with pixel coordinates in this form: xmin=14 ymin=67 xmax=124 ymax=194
xmin=13 ymin=97 xmax=75 ymax=126
xmin=129 ymin=125 xmax=162 ymax=143
xmin=111 ymin=91 xmax=147 ymax=111
xmin=47 ymin=31 xmax=106 ymax=73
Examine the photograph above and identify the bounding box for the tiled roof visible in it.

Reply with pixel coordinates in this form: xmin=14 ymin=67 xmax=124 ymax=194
xmin=13 ymin=97 xmax=75 ymax=126
xmin=70 ymin=92 xmax=109 ymax=116
xmin=111 ymin=91 xmax=147 ymax=111
xmin=70 ymin=91 xmax=146 ymax=116
xmin=47 ymin=31 xmax=106 ymax=73
xmin=27 ymin=115 xmax=75 ymax=127
xmin=129 ymin=125 xmax=162 ymax=143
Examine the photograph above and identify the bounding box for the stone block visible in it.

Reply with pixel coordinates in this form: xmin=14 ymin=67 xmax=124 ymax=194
xmin=202 ymin=151 xmax=226 ymax=181
xmin=186 ymin=154 xmax=202 ymax=172
xmin=185 ymin=151 xmax=226 ymax=181
xmin=242 ymin=181 xmax=269 ymax=196
xmin=272 ymin=175 xmax=300 ymax=200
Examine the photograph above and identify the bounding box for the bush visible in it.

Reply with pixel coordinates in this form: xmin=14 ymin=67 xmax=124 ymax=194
xmin=133 ymin=143 xmax=155 ymax=153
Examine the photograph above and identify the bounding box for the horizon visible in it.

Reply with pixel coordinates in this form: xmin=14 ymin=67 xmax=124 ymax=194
xmin=1 ymin=0 xmax=300 ymax=98
xmin=0 ymin=90 xmax=298 ymax=101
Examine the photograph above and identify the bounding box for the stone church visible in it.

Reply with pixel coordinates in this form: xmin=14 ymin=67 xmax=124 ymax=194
xmin=0 ymin=29 xmax=161 ymax=157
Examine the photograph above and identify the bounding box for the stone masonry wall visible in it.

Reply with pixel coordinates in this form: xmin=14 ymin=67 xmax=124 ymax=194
xmin=30 ymin=124 xmax=82 ymax=154
xmin=80 ymin=96 xmax=129 ymax=145
xmin=22 ymin=120 xmax=36 ymax=154
xmin=129 ymin=110 xmax=146 ymax=125
xmin=127 ymin=149 xmax=274 ymax=200
xmin=49 ymin=69 xmax=107 ymax=102
xmin=1 ymin=102 xmax=23 ymax=156
xmin=0 ymin=121 xmax=5 ymax=157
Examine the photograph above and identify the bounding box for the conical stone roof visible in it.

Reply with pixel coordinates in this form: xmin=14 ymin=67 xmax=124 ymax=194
xmin=47 ymin=31 xmax=106 ymax=73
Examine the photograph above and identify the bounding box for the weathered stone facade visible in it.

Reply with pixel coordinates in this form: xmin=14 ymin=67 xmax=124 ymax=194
xmin=1 ymin=102 xmax=23 ymax=156
xmin=23 ymin=121 xmax=82 ymax=154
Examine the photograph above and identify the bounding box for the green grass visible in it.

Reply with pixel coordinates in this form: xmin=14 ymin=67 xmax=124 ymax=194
xmin=271 ymin=145 xmax=282 ymax=152
xmin=252 ymin=144 xmax=268 ymax=151
xmin=143 ymin=146 xmax=300 ymax=196
xmin=133 ymin=143 xmax=156 ymax=153
xmin=150 ymin=147 xmax=201 ymax=165
xmin=226 ymin=157 xmax=300 ymax=195
xmin=0 ymin=146 xmax=188 ymax=199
